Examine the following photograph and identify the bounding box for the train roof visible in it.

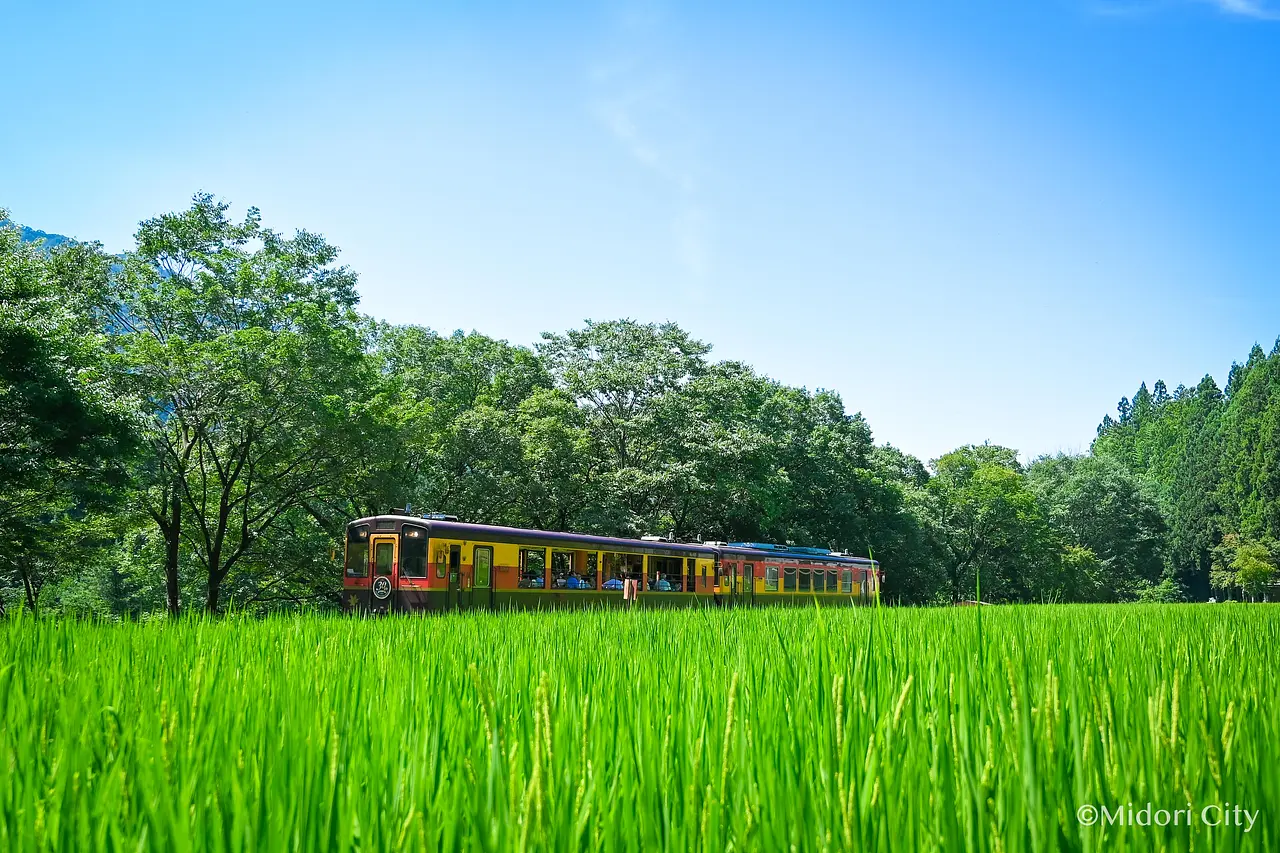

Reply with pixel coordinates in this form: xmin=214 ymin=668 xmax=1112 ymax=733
xmin=717 ymin=543 xmax=878 ymax=567
xmin=350 ymin=516 xmax=715 ymax=559
xmin=349 ymin=515 xmax=878 ymax=566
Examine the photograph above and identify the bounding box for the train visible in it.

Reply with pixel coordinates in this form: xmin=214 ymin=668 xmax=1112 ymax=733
xmin=342 ymin=514 xmax=881 ymax=613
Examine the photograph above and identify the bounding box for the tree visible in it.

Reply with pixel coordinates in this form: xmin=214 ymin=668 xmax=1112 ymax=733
xmin=539 ymin=320 xmax=710 ymax=469
xmin=928 ymin=445 xmax=1061 ymax=602
xmin=107 ymin=194 xmax=373 ymax=613
xmin=1234 ymin=540 xmax=1277 ymax=601
xmin=535 ymin=320 xmax=711 ymax=535
xmin=373 ymin=325 xmax=553 ymax=526
xmin=512 ymin=388 xmax=596 ymax=530
xmin=1216 ymin=342 xmax=1280 ymax=542
xmin=0 ymin=216 xmax=137 ymax=613
xmin=1026 ymin=454 xmax=1167 ymax=601
xmin=1093 ymin=373 xmax=1226 ymax=599
xmin=1212 ymin=534 xmax=1278 ymax=601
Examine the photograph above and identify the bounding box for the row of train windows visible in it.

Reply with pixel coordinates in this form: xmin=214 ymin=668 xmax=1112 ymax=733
xmin=758 ymin=565 xmax=856 ymax=593
xmin=518 ymin=549 xmax=695 ymax=591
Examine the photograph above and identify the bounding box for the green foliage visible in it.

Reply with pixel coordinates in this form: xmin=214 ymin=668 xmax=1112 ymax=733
xmin=1094 ymin=339 xmax=1280 ymax=600
xmin=105 ymin=193 xmax=377 ymax=613
xmin=927 ymin=445 xmax=1061 ymax=602
xmin=0 ymin=215 xmax=138 ymax=613
xmin=2 ymin=605 xmax=1277 ymax=851
xmin=1026 ymin=454 xmax=1167 ymax=601
xmin=1214 ymin=535 xmax=1279 ymax=601
xmin=1136 ymin=577 xmax=1186 ymax=603
xmin=1233 ymin=541 xmax=1277 ymax=600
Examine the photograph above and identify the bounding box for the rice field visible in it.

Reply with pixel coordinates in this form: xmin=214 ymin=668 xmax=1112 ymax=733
xmin=1 ymin=604 xmax=1277 ymax=852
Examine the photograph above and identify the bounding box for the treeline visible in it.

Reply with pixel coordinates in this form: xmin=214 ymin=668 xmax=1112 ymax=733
xmin=1 ymin=195 xmax=1275 ymax=614
xmin=1092 ymin=353 xmax=1280 ymax=601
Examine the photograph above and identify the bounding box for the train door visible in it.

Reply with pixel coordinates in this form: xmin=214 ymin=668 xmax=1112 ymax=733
xmin=726 ymin=560 xmax=741 ymax=607
xmin=369 ymin=534 xmax=398 ymax=614
xmin=473 ymin=545 xmax=494 ymax=610
xmin=446 ymin=544 xmax=462 ymax=610
xmin=741 ymin=561 xmax=755 ymax=607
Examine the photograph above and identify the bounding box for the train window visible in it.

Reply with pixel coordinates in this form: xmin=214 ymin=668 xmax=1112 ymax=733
xmin=828 ymin=569 xmax=839 ymax=592
xmin=559 ymin=551 xmax=600 ymax=590
xmin=602 ymin=552 xmax=642 ymax=589
xmin=841 ymin=569 xmax=853 ymax=593
xmin=519 ymin=548 xmax=546 ymax=588
xmin=812 ymin=567 xmax=826 ymax=593
xmin=783 ymin=566 xmax=796 ymax=591
xmin=474 ymin=547 xmax=493 ymax=588
xmin=686 ymin=558 xmax=697 ymax=592
xmin=550 ymin=550 xmax=578 ymax=589
xmin=765 ymin=565 xmax=779 ymax=591
xmin=400 ymin=526 xmax=428 ymax=577
xmin=373 ymin=541 xmax=394 ymax=576
xmin=798 ymin=567 xmax=811 ymax=592
xmin=345 ymin=539 xmax=369 ymax=578
xmin=649 ymin=555 xmax=683 ymax=591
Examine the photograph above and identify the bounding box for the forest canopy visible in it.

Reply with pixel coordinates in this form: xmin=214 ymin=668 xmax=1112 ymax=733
xmin=2 ymin=194 xmax=1277 ymax=614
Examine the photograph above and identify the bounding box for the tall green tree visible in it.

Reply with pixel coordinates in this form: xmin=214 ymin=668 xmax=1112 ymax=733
xmin=1210 ymin=533 xmax=1279 ymax=601
xmin=1026 ymin=454 xmax=1167 ymax=601
xmin=374 ymin=325 xmax=553 ymax=525
xmin=107 ymin=194 xmax=374 ymax=613
xmin=538 ymin=319 xmax=711 ymax=535
xmin=0 ymin=216 xmax=137 ymax=613
xmin=928 ymin=445 xmax=1061 ymax=602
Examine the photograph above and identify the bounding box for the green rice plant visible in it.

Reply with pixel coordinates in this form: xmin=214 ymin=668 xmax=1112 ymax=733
xmin=0 ymin=604 xmax=1276 ymax=851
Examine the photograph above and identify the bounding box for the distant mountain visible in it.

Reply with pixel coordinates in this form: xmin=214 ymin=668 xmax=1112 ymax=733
xmin=20 ymin=226 xmax=72 ymax=248
xmin=1 ymin=219 xmax=75 ymax=249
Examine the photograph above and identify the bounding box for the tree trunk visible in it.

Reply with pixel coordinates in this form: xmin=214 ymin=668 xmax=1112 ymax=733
xmin=165 ymin=487 xmax=182 ymax=616
xmin=206 ymin=572 xmax=222 ymax=614
xmin=202 ymin=489 xmax=235 ymax=615
xmin=206 ymin=532 xmax=224 ymax=612
xmin=21 ymin=570 xmax=38 ymax=614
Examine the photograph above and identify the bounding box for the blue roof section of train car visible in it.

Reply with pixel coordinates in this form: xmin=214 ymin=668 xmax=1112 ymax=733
xmin=719 ymin=542 xmax=877 ymax=566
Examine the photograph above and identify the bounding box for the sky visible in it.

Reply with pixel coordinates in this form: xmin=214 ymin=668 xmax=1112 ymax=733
xmin=3 ymin=0 xmax=1279 ymax=463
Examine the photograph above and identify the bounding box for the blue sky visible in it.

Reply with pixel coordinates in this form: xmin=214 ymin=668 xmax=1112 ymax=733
xmin=4 ymin=0 xmax=1279 ymax=463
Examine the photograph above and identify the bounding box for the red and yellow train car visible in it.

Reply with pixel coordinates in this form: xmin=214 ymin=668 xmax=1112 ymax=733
xmin=342 ymin=515 xmax=882 ymax=613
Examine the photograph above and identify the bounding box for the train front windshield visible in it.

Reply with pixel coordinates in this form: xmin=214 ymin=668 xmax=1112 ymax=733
xmin=345 ymin=525 xmax=369 ymax=577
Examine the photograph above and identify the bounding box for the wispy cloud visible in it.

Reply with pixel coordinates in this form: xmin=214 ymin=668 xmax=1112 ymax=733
xmin=588 ymin=8 xmax=713 ymax=296
xmin=1090 ymin=0 xmax=1280 ymax=18
xmin=589 ymin=75 xmax=692 ymax=191
xmin=1207 ymin=0 xmax=1280 ymax=18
